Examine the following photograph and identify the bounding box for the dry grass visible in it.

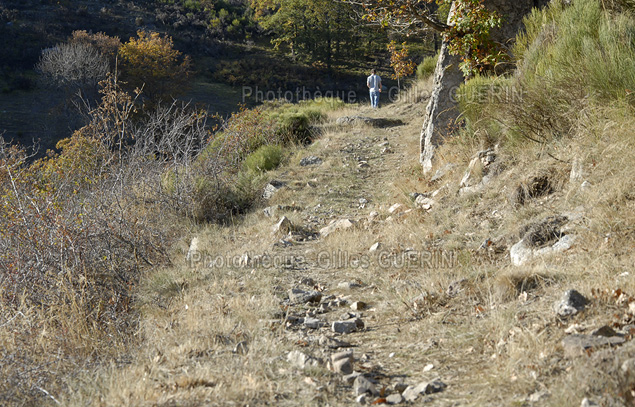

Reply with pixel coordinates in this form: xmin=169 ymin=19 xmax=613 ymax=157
xmin=8 ymin=71 xmax=628 ymax=407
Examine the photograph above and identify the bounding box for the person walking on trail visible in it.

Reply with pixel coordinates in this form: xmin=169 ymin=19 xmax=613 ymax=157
xmin=367 ymin=69 xmax=382 ymax=109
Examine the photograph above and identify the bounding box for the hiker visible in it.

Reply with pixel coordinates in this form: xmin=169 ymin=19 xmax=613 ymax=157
xmin=367 ymin=69 xmax=382 ymax=109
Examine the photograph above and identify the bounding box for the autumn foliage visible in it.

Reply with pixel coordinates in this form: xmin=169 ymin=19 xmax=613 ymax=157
xmin=387 ymin=40 xmax=416 ymax=87
xmin=118 ymin=30 xmax=192 ymax=100
xmin=359 ymin=0 xmax=503 ymax=75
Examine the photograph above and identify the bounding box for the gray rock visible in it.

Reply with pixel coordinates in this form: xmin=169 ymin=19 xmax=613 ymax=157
xmin=420 ymin=38 xmax=463 ymax=174
xmin=591 ymin=325 xmax=618 ymax=337
xmin=554 ymin=290 xmax=589 ymax=317
xmin=581 ymin=398 xmax=599 ymax=407
xmin=343 ymin=371 xmax=363 ymax=384
xmin=288 ymin=288 xmax=322 ymax=304
xmin=332 ymin=357 xmax=353 ymax=375
xmin=534 ymin=234 xmax=577 ymax=258
xmin=338 ymin=281 xmax=362 ymax=290
xmin=356 ymin=394 xmax=368 ymax=405
xmin=430 ymin=163 xmax=456 ymax=183
xmin=272 ymin=216 xmax=294 ymax=234
xmin=415 ymin=195 xmax=436 ymax=211
xmin=351 ymin=301 xmax=367 ymax=311
xmin=386 ymin=393 xmax=403 ymax=404
xmin=287 ymin=350 xmax=322 ymax=369
xmin=320 ymin=219 xmax=356 ymax=237
xmin=263 ymin=180 xmax=285 ymax=199
xmin=562 ymin=334 xmax=626 ymax=358
xmin=510 ymin=239 xmax=534 ymax=266
xmin=402 ymin=385 xmax=419 ymax=402
xmin=332 ymin=350 xmax=354 ymax=363
xmin=511 ymin=216 xmax=572 ymax=266
xmin=332 ymin=321 xmax=357 ymax=334
xmin=340 ymin=312 xmax=357 ymax=320
xmin=420 ymin=0 xmax=550 ymax=173
xmin=549 ymin=234 xmax=576 ymax=252
xmin=318 ymin=335 xmax=352 ymax=349
xmin=331 ymin=351 xmax=354 ymax=374
xmin=300 ymin=156 xmax=323 ymax=166
xmin=354 ymin=376 xmax=377 ymax=396
xmin=300 ymin=277 xmax=315 ymax=287
xmin=369 ymin=242 xmax=381 ymax=252
xmin=406 ymin=380 xmax=447 ymax=397
xmin=304 ymin=317 xmax=323 ymax=329
xmin=422 ymin=380 xmax=447 ymax=394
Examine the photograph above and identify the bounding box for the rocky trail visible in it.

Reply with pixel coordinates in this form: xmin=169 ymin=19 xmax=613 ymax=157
xmin=87 ymin=98 xmax=635 ymax=407
xmin=247 ymin=109 xmax=446 ymax=405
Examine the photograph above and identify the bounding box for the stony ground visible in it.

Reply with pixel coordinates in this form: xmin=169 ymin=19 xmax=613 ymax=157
xmin=74 ymin=92 xmax=635 ymax=407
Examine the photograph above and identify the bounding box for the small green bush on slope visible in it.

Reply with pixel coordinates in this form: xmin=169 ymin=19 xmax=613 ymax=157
xmin=417 ymin=52 xmax=439 ymax=80
xmin=268 ymin=98 xmax=345 ymax=144
xmin=243 ymin=144 xmax=284 ymax=174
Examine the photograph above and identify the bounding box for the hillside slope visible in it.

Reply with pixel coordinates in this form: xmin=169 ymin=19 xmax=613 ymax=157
xmin=2 ymin=0 xmax=634 ymax=405
xmin=66 ymin=68 xmax=635 ymax=405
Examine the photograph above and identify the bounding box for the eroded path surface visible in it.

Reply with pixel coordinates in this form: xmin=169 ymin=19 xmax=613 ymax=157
xmin=84 ymin=98 xmax=635 ymax=407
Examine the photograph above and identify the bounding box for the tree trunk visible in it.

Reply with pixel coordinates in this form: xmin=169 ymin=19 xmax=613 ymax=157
xmin=419 ymin=0 xmax=551 ymax=173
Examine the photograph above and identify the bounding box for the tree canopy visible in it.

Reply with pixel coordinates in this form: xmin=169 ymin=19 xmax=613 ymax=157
xmin=356 ymin=0 xmax=504 ymax=75
xmin=250 ymin=0 xmax=384 ymax=69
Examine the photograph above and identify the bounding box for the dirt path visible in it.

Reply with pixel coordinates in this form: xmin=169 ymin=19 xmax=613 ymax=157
xmin=78 ymin=95 xmax=635 ymax=407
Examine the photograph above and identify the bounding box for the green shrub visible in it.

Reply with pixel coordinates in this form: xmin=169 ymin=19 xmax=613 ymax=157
xmin=275 ymin=112 xmax=313 ymax=144
xmin=437 ymin=1 xmax=451 ymax=23
xmin=197 ymin=106 xmax=279 ymax=170
xmin=459 ymin=0 xmax=635 ymax=148
xmin=267 ymin=97 xmax=343 ymax=144
xmin=417 ymin=52 xmax=439 ymax=80
xmin=515 ymin=0 xmax=635 ymax=104
xmin=232 ymin=169 xmax=267 ymax=209
xmin=243 ymin=144 xmax=284 ymax=173
xmin=456 ymin=75 xmax=512 ymax=144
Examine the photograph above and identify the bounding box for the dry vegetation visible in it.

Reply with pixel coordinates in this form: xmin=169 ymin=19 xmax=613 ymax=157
xmin=62 ymin=76 xmax=635 ymax=406
xmin=2 ymin=1 xmax=635 ymax=406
